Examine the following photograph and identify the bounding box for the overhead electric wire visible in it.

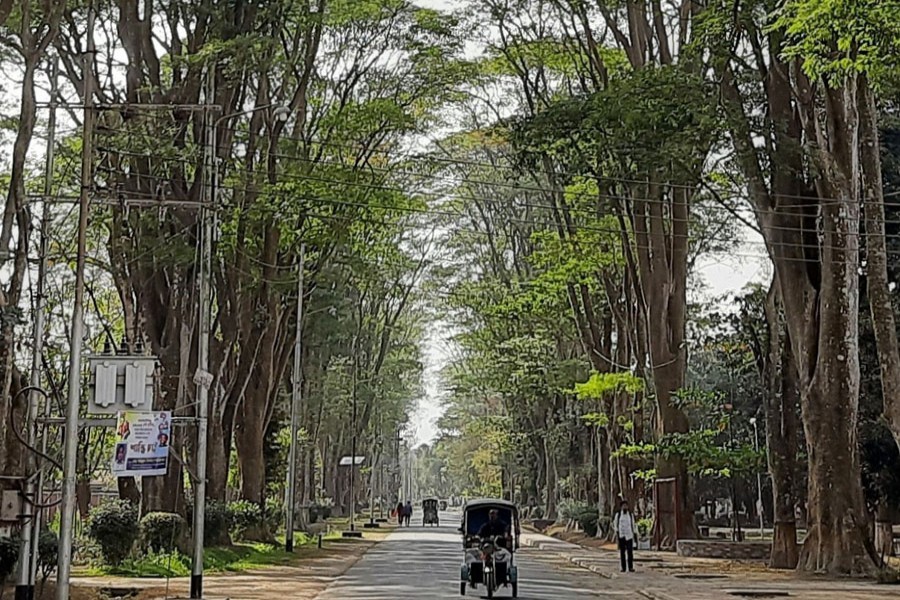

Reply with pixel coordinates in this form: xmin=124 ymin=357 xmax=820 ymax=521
xmin=88 ymin=166 xmax=889 ymax=265
xmin=98 ymin=140 xmax=900 ymax=224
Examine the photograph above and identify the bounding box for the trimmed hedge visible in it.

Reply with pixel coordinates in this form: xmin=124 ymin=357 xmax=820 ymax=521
xmin=141 ymin=512 xmax=187 ymax=553
xmin=227 ymin=500 xmax=264 ymax=541
xmin=86 ymin=500 xmax=139 ymax=565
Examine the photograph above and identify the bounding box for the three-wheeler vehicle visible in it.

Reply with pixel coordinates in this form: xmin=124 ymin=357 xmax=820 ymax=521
xmin=459 ymin=498 xmax=519 ymax=598
xmin=423 ymin=497 xmax=440 ymax=526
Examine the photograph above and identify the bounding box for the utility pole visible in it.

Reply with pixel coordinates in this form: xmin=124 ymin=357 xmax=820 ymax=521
xmin=56 ymin=8 xmax=94 ymax=598
xmin=285 ymin=244 xmax=305 ymax=551
xmin=750 ymin=417 xmax=764 ymax=538
xmin=349 ymin=335 xmax=358 ymax=532
xmin=190 ymin=64 xmax=215 ymax=600
xmin=16 ymin=57 xmax=58 ymax=600
xmin=596 ymin=424 xmax=605 ymax=535
xmin=368 ymin=430 xmax=377 ymax=526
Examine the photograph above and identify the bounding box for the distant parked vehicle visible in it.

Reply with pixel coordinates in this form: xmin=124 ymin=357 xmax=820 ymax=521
xmin=423 ymin=498 xmax=440 ymax=526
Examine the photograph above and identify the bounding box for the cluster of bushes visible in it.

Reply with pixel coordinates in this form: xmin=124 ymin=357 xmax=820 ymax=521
xmin=558 ymin=500 xmax=659 ymax=539
xmin=83 ymin=498 xmax=282 ymax=566
xmin=558 ymin=500 xmax=605 ymax=537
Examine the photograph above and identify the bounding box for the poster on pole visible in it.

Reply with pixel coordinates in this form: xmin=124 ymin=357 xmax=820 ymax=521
xmin=112 ymin=411 xmax=171 ymax=477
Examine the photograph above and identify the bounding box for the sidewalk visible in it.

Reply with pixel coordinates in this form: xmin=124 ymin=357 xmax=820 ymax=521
xmin=520 ymin=532 xmax=900 ymax=600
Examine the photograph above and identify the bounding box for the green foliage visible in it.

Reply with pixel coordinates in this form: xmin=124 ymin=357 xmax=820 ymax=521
xmin=140 ymin=512 xmax=187 ymax=553
xmin=574 ymin=372 xmax=644 ymax=400
xmin=775 ymin=0 xmax=900 ymax=87
xmin=37 ymin=530 xmax=58 ymax=584
xmin=228 ymin=500 xmax=265 ymax=541
xmin=85 ymin=539 xmax=327 ymax=578
xmin=0 ymin=535 xmax=19 ymax=584
xmin=637 ymin=517 xmax=653 ymax=538
xmin=558 ymin=499 xmax=592 ymax=520
xmin=203 ymin=501 xmax=232 ymax=547
xmin=86 ymin=500 xmax=140 ymax=566
xmin=577 ymin=508 xmax=600 ymax=537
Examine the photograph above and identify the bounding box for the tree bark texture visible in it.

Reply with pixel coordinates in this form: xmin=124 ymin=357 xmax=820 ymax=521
xmin=721 ymin=33 xmax=876 ymax=573
xmin=759 ymin=280 xmax=800 ymax=569
xmin=858 ymin=80 xmax=900 ymax=454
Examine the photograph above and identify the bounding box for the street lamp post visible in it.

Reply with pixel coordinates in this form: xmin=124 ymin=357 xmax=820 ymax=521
xmin=191 ymin=95 xmax=291 ymax=597
xmin=56 ymin=10 xmax=95 ymax=598
xmin=750 ymin=417 xmax=764 ymax=539
xmin=285 ymin=244 xmax=305 ymax=551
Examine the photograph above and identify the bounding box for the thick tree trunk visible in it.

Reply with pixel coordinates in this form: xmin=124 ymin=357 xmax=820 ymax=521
xmin=859 ymin=80 xmax=900 ymax=454
xmin=720 ymin=26 xmax=875 ymax=577
xmin=234 ymin=397 xmax=267 ymax=505
xmin=652 ymin=359 xmax=694 ymax=547
xmin=544 ymin=436 xmax=558 ymax=518
xmin=118 ymin=477 xmax=141 ymax=505
xmin=206 ymin=411 xmax=229 ymax=502
xmin=790 ymin=83 xmax=877 ymax=576
xmin=764 ymin=282 xmax=800 ymax=569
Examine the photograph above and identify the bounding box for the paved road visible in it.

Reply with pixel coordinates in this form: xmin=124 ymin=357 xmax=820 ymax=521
xmin=316 ymin=511 xmax=620 ymax=599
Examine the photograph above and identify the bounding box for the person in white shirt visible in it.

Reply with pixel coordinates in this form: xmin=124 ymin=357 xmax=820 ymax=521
xmin=613 ymin=500 xmax=638 ymax=572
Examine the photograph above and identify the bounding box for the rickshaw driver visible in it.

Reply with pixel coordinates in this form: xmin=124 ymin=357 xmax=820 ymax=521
xmin=478 ymin=509 xmax=511 ymax=548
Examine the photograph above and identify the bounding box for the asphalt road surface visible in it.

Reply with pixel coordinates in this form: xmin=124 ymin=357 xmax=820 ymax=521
xmin=316 ymin=510 xmax=617 ymax=600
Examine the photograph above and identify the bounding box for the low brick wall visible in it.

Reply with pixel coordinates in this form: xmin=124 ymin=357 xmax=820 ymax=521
xmin=676 ymin=539 xmax=771 ymax=560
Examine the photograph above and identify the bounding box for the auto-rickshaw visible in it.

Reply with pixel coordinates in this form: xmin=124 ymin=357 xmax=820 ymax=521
xmin=459 ymin=498 xmax=519 ymax=598
xmin=423 ymin=498 xmax=440 ymax=526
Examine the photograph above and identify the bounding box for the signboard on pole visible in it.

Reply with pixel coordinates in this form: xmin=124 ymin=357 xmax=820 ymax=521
xmin=339 ymin=456 xmax=365 ymax=466
xmin=112 ymin=411 xmax=171 ymax=477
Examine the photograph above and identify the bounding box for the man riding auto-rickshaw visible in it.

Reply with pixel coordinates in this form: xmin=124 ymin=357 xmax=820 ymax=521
xmin=459 ymin=499 xmax=519 ymax=598
xmin=423 ymin=498 xmax=440 ymax=526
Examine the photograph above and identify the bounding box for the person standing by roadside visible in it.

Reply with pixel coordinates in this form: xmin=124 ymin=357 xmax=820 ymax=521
xmin=614 ymin=500 xmax=638 ymax=573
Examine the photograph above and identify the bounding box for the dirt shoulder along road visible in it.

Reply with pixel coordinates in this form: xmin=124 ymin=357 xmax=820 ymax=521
xmin=63 ymin=536 xmax=383 ymax=600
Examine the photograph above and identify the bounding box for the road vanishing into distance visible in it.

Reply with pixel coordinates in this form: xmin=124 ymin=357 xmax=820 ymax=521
xmin=316 ymin=510 xmax=622 ymax=600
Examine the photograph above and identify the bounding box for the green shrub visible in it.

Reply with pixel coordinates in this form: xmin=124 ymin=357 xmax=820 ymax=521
xmin=576 ymin=509 xmax=600 ymax=537
xmin=0 ymin=535 xmax=19 ymax=585
xmin=141 ymin=512 xmax=186 ymax=553
xmin=263 ymin=502 xmax=284 ymax=532
xmin=204 ymin=501 xmax=232 ymax=546
xmin=186 ymin=500 xmax=232 ymax=546
xmin=598 ymin=515 xmax=612 ymax=537
xmin=637 ymin=517 xmax=653 ymax=538
xmin=86 ymin=500 xmax=139 ymax=565
xmin=531 ymin=505 xmax=544 ymax=519
xmin=227 ymin=500 xmax=264 ymax=541
xmin=558 ymin=499 xmax=591 ymax=521
xmin=37 ymin=531 xmax=58 ymax=590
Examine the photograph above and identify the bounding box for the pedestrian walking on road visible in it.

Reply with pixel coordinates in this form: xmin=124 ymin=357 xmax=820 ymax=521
xmin=403 ymin=501 xmax=413 ymax=526
xmin=614 ymin=500 xmax=638 ymax=573
xmin=396 ymin=502 xmax=404 ymax=526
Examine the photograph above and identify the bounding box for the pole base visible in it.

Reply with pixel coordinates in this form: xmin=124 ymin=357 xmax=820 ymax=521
xmin=363 ymin=523 xmax=380 ymax=529
xmin=342 ymin=531 xmax=363 ymax=538
xmin=375 ymin=518 xmax=388 ymax=523
xmin=285 ymin=537 xmax=294 ymax=552
xmin=14 ymin=584 xmax=34 ymax=600
xmin=190 ymin=573 xmax=203 ymax=598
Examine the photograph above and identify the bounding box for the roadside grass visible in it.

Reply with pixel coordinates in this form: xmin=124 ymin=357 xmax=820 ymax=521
xmin=80 ymin=532 xmax=343 ymax=578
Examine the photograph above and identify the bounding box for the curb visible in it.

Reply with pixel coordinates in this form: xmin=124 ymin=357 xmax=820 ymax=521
xmin=638 ymin=590 xmax=680 ymax=600
xmin=522 ymin=535 xmax=614 ymax=579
